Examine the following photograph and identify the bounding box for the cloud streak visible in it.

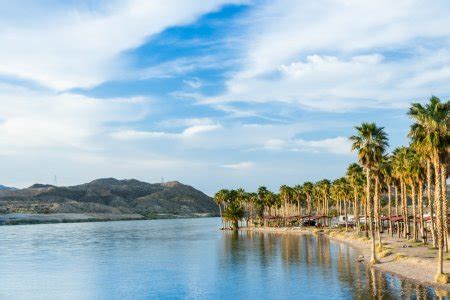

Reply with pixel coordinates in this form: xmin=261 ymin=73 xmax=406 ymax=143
xmin=0 ymin=0 xmax=247 ymax=90
xmin=204 ymin=0 xmax=450 ymax=111
xmin=220 ymin=161 xmax=254 ymax=170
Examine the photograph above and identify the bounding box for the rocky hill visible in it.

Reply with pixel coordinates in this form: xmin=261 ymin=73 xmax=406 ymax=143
xmin=0 ymin=178 xmax=218 ymax=217
xmin=0 ymin=185 xmax=16 ymax=191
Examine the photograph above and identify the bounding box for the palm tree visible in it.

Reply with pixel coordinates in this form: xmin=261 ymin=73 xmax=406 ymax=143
xmin=214 ymin=189 xmax=230 ymax=229
xmin=372 ymin=157 xmax=386 ymax=247
xmin=332 ymin=177 xmax=351 ymax=231
xmin=293 ymin=184 xmax=304 ymax=216
xmin=380 ymin=155 xmax=394 ymax=236
xmin=350 ymin=122 xmax=388 ymax=264
xmin=302 ymin=182 xmax=314 ymax=215
xmin=392 ymin=147 xmax=410 ymax=238
xmin=346 ymin=163 xmax=364 ymax=235
xmin=405 ymin=148 xmax=423 ymax=242
xmin=223 ymin=194 xmax=244 ymax=230
xmin=266 ymin=191 xmax=280 ymax=217
xmin=408 ymin=96 xmax=449 ymax=282
xmin=257 ymin=186 xmax=269 ymax=226
xmin=279 ymin=185 xmax=293 ymax=225
xmin=410 ymin=129 xmax=437 ymax=246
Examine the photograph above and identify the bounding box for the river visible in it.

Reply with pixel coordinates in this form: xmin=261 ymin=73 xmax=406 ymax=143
xmin=0 ymin=217 xmax=438 ymax=299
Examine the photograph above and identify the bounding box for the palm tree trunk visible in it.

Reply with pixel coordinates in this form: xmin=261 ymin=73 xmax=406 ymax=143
xmin=344 ymin=199 xmax=348 ymax=232
xmin=428 ymin=160 xmax=437 ymax=247
xmin=405 ymin=180 xmax=410 ymax=238
xmin=400 ymin=181 xmax=404 ymax=237
xmin=401 ymin=179 xmax=409 ymax=238
xmin=364 ymin=198 xmax=368 ymax=238
xmin=412 ymin=183 xmax=418 ymax=241
xmin=307 ymin=195 xmax=311 ymax=215
xmin=374 ymin=176 xmax=382 ymax=248
xmin=388 ymin=184 xmax=393 ymax=237
xmin=218 ymin=203 xmax=224 ymax=229
xmin=366 ymin=168 xmax=378 ymax=264
xmin=395 ymin=185 xmax=400 ymax=237
xmin=354 ymin=188 xmax=360 ymax=235
xmin=434 ymin=157 xmax=445 ymax=281
xmin=441 ymin=164 xmax=448 ymax=253
xmin=395 ymin=185 xmax=399 ymax=216
xmin=418 ymin=180 xmax=425 ymax=243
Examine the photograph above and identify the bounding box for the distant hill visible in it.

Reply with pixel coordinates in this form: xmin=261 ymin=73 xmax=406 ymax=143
xmin=0 ymin=185 xmax=16 ymax=191
xmin=0 ymin=178 xmax=218 ymax=217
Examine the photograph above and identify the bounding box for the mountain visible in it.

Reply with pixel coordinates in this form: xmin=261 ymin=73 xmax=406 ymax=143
xmin=0 ymin=185 xmax=16 ymax=191
xmin=0 ymin=178 xmax=218 ymax=217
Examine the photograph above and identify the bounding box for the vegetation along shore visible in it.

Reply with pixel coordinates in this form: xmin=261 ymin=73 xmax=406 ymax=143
xmin=214 ymin=96 xmax=449 ymax=285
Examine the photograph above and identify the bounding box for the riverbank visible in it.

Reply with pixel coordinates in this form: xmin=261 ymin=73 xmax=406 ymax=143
xmin=0 ymin=212 xmax=217 ymax=225
xmin=0 ymin=213 xmax=145 ymax=225
xmin=243 ymin=226 xmax=450 ymax=293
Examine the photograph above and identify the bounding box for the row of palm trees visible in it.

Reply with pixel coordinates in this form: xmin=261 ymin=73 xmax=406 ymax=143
xmin=214 ymin=96 xmax=448 ymax=283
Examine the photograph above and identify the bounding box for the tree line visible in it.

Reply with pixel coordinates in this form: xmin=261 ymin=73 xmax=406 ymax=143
xmin=214 ymin=96 xmax=449 ymax=283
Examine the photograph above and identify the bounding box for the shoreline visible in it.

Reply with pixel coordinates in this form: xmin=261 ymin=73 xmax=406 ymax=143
xmin=0 ymin=212 xmax=218 ymax=226
xmin=242 ymin=226 xmax=450 ymax=292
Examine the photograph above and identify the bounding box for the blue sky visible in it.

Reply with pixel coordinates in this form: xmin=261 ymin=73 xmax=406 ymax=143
xmin=0 ymin=0 xmax=449 ymax=194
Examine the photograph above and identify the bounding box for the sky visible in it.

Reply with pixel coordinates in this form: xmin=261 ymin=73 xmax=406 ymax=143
xmin=0 ymin=0 xmax=449 ymax=195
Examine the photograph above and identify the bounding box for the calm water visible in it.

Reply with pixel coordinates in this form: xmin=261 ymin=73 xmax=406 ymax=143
xmin=0 ymin=218 xmax=440 ymax=299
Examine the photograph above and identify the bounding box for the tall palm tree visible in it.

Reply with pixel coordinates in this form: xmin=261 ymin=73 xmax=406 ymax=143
xmin=302 ymin=182 xmax=314 ymax=215
xmin=379 ymin=156 xmax=394 ymax=236
xmin=408 ymin=96 xmax=449 ymax=282
xmin=392 ymin=147 xmax=410 ymax=238
xmin=410 ymin=129 xmax=437 ymax=246
xmin=214 ymin=189 xmax=230 ymax=229
xmin=279 ymin=185 xmax=292 ymax=225
xmin=293 ymin=185 xmax=304 ymax=216
xmin=332 ymin=177 xmax=351 ymax=231
xmin=350 ymin=122 xmax=389 ymax=264
xmin=346 ymin=163 xmax=364 ymax=235
xmin=264 ymin=190 xmax=278 ymax=218
xmin=372 ymin=159 xmax=384 ymax=247
xmin=257 ymin=186 xmax=269 ymax=226
xmin=405 ymin=148 xmax=422 ymax=242
xmin=223 ymin=190 xmax=244 ymax=230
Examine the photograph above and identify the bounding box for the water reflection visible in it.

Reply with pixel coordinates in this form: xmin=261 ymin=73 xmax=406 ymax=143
xmin=221 ymin=231 xmax=438 ymax=299
xmin=0 ymin=218 xmax=444 ymax=299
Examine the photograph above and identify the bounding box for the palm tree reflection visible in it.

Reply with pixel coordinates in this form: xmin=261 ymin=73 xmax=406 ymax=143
xmin=221 ymin=231 xmax=437 ymax=298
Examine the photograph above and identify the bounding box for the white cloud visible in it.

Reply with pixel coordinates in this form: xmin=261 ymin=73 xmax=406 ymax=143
xmin=0 ymin=0 xmax=247 ymax=90
xmin=205 ymin=0 xmax=450 ymax=111
xmin=293 ymin=137 xmax=351 ymax=155
xmin=158 ymin=118 xmax=216 ymax=128
xmin=182 ymin=124 xmax=221 ymax=136
xmin=183 ymin=78 xmax=203 ymax=89
xmin=220 ymin=161 xmax=254 ymax=170
xmin=262 ymin=135 xmax=351 ymax=154
xmin=263 ymin=139 xmax=286 ymax=150
xmin=0 ymin=83 xmax=149 ymax=152
xmin=111 ymin=123 xmax=222 ymax=140
xmin=239 ymin=0 xmax=450 ymax=77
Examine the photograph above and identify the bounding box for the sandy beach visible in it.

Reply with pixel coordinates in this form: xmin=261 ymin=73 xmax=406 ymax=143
xmin=242 ymin=226 xmax=450 ymax=293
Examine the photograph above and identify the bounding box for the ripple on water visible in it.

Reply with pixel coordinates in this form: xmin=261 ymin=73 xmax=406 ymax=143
xmin=0 ymin=218 xmax=440 ymax=299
